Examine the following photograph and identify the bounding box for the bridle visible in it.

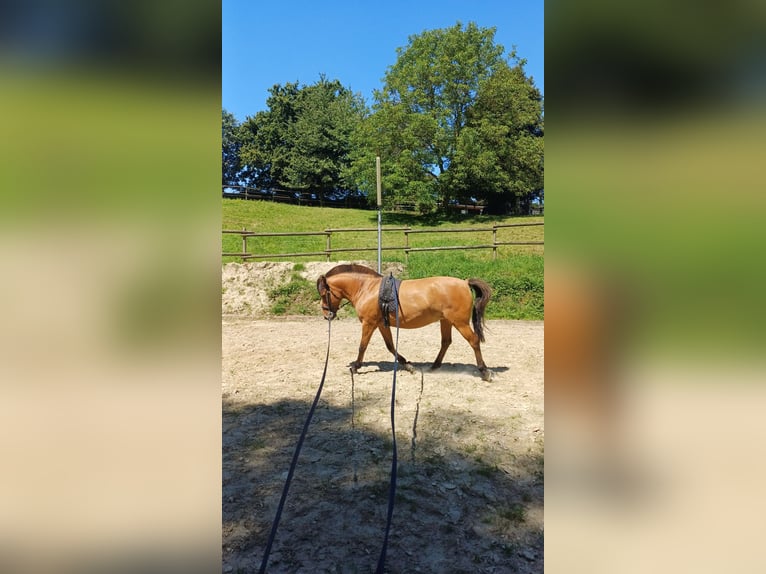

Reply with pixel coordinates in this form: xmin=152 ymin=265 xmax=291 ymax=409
xmin=321 ymin=288 xmax=338 ymax=319
xmin=321 ymin=286 xmax=348 ymax=320
xmin=318 ymin=273 xmax=355 ymax=321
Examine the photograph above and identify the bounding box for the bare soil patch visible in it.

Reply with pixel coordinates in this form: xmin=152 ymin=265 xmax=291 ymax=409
xmin=222 ymin=263 xmax=543 ymax=573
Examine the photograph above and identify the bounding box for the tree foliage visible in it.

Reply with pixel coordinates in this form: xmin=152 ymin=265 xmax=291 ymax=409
xmin=222 ymin=22 xmax=543 ymax=215
xmin=222 ymin=109 xmax=242 ymax=186
xmin=349 ymin=22 xmax=543 ymax=213
xmin=238 ymin=76 xmax=366 ymax=197
xmin=454 ymin=63 xmax=544 ymax=213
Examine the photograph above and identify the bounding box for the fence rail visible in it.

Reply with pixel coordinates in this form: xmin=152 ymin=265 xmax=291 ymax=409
xmin=223 ymin=184 xmax=369 ymax=209
xmin=222 ymin=185 xmax=544 ymax=215
xmin=222 ymin=222 xmax=543 ymax=262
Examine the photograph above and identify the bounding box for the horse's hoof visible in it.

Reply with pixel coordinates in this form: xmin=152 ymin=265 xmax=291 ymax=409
xmin=481 ymin=369 xmax=493 ymax=382
xmin=430 ymin=363 xmax=442 ymax=371
xmin=348 ymin=363 xmax=359 ymax=374
xmin=403 ymin=362 xmax=416 ymax=373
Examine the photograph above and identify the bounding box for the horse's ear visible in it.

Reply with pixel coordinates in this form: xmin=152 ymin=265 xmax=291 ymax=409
xmin=316 ymin=274 xmax=328 ymax=295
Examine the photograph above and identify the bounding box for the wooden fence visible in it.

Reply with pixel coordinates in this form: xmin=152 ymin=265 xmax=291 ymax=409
xmin=222 ymin=222 xmax=543 ymax=263
xmin=223 ymin=185 xmax=368 ymax=209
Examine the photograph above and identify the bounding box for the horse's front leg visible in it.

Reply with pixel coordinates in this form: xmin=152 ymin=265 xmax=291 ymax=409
xmin=349 ymin=321 xmax=377 ymax=373
xmin=378 ymin=325 xmax=413 ymax=372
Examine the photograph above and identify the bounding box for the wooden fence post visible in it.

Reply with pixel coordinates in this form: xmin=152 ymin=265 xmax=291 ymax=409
xmin=492 ymin=225 xmax=497 ymax=261
xmin=242 ymin=227 xmax=247 ymax=258
xmin=325 ymin=230 xmax=331 ymax=262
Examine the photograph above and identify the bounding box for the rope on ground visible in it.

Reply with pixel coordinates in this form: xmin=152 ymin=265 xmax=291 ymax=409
xmin=350 ymin=366 xmax=359 ymax=484
xmin=410 ymin=368 xmax=425 ymax=464
xmin=375 ymin=278 xmax=401 ymax=574
xmin=258 ymin=319 xmax=332 ymax=574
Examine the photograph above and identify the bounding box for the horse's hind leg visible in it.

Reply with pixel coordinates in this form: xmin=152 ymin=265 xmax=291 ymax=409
xmin=431 ymin=319 xmax=453 ymax=370
xmin=377 ymin=325 xmax=412 ymax=370
xmin=454 ymin=321 xmax=492 ymax=381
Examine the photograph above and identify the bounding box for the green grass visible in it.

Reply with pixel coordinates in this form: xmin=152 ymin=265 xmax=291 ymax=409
xmin=268 ymin=272 xmax=316 ymax=315
xmin=223 ymin=198 xmax=544 ymax=320
xmin=222 ymin=198 xmax=543 ymax=263
xmin=498 ymin=503 xmax=527 ymax=524
xmin=483 ymin=503 xmax=527 ymax=534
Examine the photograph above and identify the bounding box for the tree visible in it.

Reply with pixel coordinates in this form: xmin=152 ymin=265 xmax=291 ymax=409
xmin=222 ymin=109 xmax=242 ymax=186
xmin=239 ymin=76 xmax=367 ymax=197
xmin=453 ymin=63 xmax=544 ymax=213
xmin=349 ymin=22 xmax=543 ymax=213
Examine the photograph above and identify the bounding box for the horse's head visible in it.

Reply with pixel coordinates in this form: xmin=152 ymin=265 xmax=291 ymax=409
xmin=316 ymin=274 xmax=342 ymax=320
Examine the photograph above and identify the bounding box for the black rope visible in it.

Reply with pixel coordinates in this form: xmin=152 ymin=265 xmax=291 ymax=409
xmin=410 ymin=368 xmax=425 ymax=463
xmin=375 ymin=278 xmax=400 ymax=574
xmin=350 ymin=366 xmax=358 ymax=484
xmin=259 ymin=278 xmax=401 ymax=573
xmin=258 ymin=319 xmax=332 ymax=574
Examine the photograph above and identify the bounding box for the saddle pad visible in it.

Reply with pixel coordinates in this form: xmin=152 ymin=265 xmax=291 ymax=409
xmin=378 ymin=273 xmax=402 ymax=327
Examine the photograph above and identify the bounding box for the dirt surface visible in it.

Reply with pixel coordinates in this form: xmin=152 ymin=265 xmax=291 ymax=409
xmin=222 ymin=263 xmax=544 ymax=573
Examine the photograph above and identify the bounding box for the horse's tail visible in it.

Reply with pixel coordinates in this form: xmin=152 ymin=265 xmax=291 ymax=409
xmin=468 ymin=278 xmax=492 ymax=343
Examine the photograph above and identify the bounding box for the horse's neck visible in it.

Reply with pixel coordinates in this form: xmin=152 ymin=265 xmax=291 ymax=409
xmin=334 ymin=274 xmax=376 ymax=304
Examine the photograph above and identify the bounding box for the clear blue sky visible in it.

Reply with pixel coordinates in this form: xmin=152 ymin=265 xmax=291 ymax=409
xmin=222 ymin=0 xmax=543 ymax=122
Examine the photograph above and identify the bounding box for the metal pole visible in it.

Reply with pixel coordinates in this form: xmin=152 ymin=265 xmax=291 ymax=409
xmin=404 ymin=227 xmax=410 ymax=265
xmin=376 ymin=156 xmax=382 ymax=273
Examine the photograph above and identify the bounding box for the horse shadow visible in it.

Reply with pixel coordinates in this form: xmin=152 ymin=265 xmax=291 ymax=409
xmin=354 ymin=361 xmax=510 ymax=379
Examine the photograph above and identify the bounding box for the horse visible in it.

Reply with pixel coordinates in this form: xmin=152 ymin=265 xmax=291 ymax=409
xmin=316 ymin=264 xmax=493 ymax=381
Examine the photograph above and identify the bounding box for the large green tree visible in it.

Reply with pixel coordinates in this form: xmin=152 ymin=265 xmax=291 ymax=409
xmin=222 ymin=109 xmax=242 ymax=186
xmin=349 ymin=22 xmax=543 ymax=213
xmin=239 ymin=76 xmax=367 ymax=196
xmin=453 ymin=63 xmax=544 ymax=213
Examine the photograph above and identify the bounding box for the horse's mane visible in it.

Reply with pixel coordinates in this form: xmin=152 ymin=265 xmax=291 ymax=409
xmin=325 ymin=264 xmax=381 ymax=278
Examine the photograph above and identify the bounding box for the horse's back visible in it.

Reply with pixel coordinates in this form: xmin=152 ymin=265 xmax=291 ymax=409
xmin=403 ymin=275 xmax=467 ymax=288
xmin=400 ymin=276 xmax=469 ymax=299
xmin=395 ymin=276 xmax=472 ymax=327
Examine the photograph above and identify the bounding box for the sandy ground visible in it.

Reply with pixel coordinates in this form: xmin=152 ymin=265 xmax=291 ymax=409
xmin=222 ymin=263 xmax=544 ymax=573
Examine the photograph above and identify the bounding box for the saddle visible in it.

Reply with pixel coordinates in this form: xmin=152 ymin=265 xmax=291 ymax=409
xmin=378 ymin=273 xmax=402 ymax=327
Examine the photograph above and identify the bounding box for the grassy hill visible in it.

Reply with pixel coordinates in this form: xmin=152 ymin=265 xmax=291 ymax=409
xmin=222 ymin=198 xmax=544 ymax=320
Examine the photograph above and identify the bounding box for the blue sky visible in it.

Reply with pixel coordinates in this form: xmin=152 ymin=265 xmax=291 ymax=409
xmin=222 ymin=0 xmax=543 ymax=122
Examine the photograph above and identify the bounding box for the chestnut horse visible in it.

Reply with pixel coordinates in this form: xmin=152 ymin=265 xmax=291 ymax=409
xmin=316 ymin=264 xmax=493 ymax=381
